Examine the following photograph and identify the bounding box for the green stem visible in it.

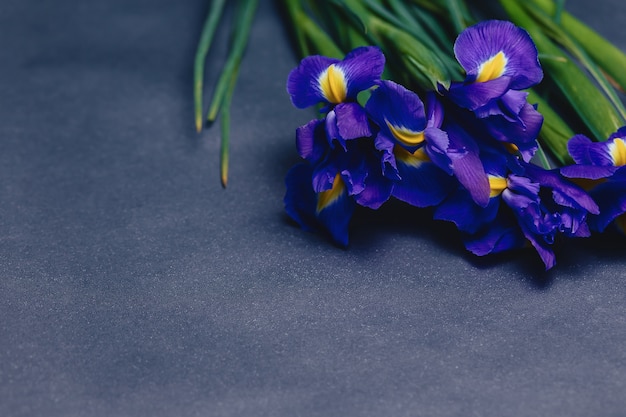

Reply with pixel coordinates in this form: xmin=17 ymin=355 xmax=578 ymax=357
xmin=220 ymin=64 xmax=240 ymax=188
xmin=500 ymin=0 xmax=623 ymax=141
xmin=529 ymin=0 xmax=626 ymax=93
xmin=193 ymin=0 xmax=227 ymax=132
xmin=519 ymin=1 xmax=626 ymax=125
xmin=206 ymin=0 xmax=258 ymax=123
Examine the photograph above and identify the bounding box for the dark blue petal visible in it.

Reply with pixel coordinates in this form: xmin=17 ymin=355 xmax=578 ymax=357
xmin=284 ymin=163 xmax=319 ymax=232
xmin=316 ymin=175 xmax=356 ymax=246
xmin=462 ymin=217 xmax=525 ymax=256
xmin=515 ymin=204 xmax=558 ymax=270
xmin=434 ymin=188 xmax=500 ymax=233
xmin=296 ymin=119 xmax=328 ymax=163
xmin=392 ymin=147 xmax=454 ymax=207
xmin=587 ymin=180 xmax=626 ymax=232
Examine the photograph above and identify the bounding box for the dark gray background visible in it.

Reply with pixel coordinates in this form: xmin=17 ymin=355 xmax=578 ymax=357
xmin=1 ymin=1 xmax=625 ymax=416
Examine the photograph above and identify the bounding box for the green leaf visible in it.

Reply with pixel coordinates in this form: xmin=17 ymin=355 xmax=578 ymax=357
xmin=193 ymin=0 xmax=227 ymax=132
xmin=518 ymin=1 xmax=626 ymax=126
xmin=206 ymin=0 xmax=259 ymax=123
xmin=219 ymin=63 xmax=240 ymax=188
xmin=529 ymin=0 xmax=626 ymax=94
xmin=500 ymin=0 xmax=623 ymax=141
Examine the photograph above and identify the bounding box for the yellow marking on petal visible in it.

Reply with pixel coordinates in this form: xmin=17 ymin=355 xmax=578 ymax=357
xmin=488 ymin=175 xmax=508 ymax=197
xmin=610 ymin=138 xmax=626 ymax=166
xmin=316 ymin=173 xmax=345 ymax=213
xmin=503 ymin=142 xmax=519 ymax=154
xmin=387 ymin=121 xmax=425 ymax=147
xmin=319 ymin=64 xmax=347 ymax=104
xmin=394 ymin=145 xmax=430 ymax=167
xmin=476 ymin=51 xmax=507 ymax=83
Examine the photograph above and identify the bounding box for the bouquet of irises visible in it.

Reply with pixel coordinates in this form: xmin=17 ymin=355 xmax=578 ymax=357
xmin=195 ymin=0 xmax=626 ymax=269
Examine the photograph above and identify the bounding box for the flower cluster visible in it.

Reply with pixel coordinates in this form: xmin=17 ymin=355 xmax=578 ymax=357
xmin=284 ymin=20 xmax=601 ymax=270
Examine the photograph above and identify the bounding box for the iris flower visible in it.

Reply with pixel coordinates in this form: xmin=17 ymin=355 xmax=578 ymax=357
xmin=436 ymin=147 xmax=598 ymax=269
xmin=446 ymin=20 xmax=543 ymax=112
xmin=443 ymin=20 xmax=544 ymax=161
xmin=284 ymin=47 xmax=393 ymax=245
xmin=287 ymin=46 xmax=385 ymax=148
xmin=366 ymin=81 xmax=485 ymax=207
xmin=561 ymin=127 xmax=626 ymax=232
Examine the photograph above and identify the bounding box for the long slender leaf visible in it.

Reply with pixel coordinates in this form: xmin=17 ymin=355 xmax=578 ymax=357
xmin=529 ymin=0 xmax=626 ymax=93
xmin=220 ymin=64 xmax=240 ymax=188
xmin=193 ymin=0 xmax=227 ymax=132
xmin=499 ymin=0 xmax=623 ymax=141
xmin=518 ymin=1 xmax=626 ymax=124
xmin=206 ymin=0 xmax=258 ymax=123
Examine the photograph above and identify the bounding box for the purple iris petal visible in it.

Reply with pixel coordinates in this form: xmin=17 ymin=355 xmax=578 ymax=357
xmin=296 ymin=119 xmax=327 ymax=163
xmin=445 ymin=77 xmax=512 ymax=111
xmin=353 ymin=165 xmax=394 ymax=209
xmin=560 ymin=164 xmax=619 ymax=180
xmin=392 ymin=147 xmax=454 ymax=207
xmin=286 ymin=46 xmax=384 ymax=110
xmin=425 ymin=91 xmax=445 ymax=128
xmin=524 ymin=163 xmax=599 ymax=215
xmin=474 ymin=90 xmax=528 ymax=120
xmin=434 ymin=188 xmax=500 ymax=233
xmin=284 ymin=163 xmax=319 ymax=232
xmin=324 ymin=110 xmax=344 ymax=150
xmin=287 ymin=55 xmax=339 ymax=109
xmin=312 ymin=159 xmax=339 ymax=193
xmin=567 ymin=134 xmax=616 ymax=166
xmin=587 ymin=180 xmax=626 ymax=232
xmin=334 ymin=102 xmax=371 ymax=140
xmin=337 ymin=46 xmax=386 ymax=99
xmin=462 ymin=217 xmax=526 ymax=257
xmin=374 ymin=133 xmax=401 ymax=180
xmin=422 ymin=127 xmax=452 ymax=174
xmin=365 ymin=80 xmax=427 ymax=150
xmin=316 ymin=179 xmax=356 ymax=246
xmin=483 ymin=101 xmax=543 ymax=162
xmin=445 ymin=124 xmax=490 ymax=207
xmin=454 ymin=20 xmax=543 ymax=90
xmin=513 ymin=200 xmax=562 ymax=270
xmin=284 ymin=163 xmax=356 ymax=246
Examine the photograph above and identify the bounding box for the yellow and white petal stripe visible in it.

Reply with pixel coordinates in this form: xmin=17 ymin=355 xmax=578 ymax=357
xmin=476 ymin=51 xmax=508 ymax=83
xmin=488 ymin=175 xmax=508 ymax=197
xmin=609 ymin=138 xmax=626 ymax=166
xmin=387 ymin=121 xmax=425 ymax=147
xmin=318 ymin=64 xmax=347 ymax=104
xmin=393 ymin=145 xmax=430 ymax=168
xmin=316 ymin=173 xmax=346 ymax=213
